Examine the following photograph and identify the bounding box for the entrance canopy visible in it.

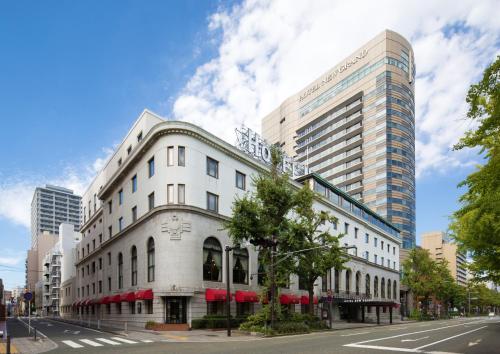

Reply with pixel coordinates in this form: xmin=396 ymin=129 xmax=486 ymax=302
xmin=205 ymin=288 xmax=231 ymax=302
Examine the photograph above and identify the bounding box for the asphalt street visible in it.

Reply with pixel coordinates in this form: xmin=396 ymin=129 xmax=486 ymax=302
xmin=6 ymin=316 xmax=500 ymax=353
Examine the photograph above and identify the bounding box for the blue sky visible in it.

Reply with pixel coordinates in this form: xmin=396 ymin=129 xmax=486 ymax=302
xmin=0 ymin=0 xmax=498 ymax=289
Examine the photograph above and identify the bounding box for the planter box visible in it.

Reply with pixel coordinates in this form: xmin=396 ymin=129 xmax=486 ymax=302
xmin=146 ymin=323 xmax=190 ymax=331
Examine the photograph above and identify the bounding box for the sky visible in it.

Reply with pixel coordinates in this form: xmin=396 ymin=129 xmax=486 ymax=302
xmin=0 ymin=0 xmax=499 ymax=289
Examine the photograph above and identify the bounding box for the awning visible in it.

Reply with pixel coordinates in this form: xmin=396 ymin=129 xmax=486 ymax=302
xmin=74 ymin=300 xmax=81 ymax=307
xmin=205 ymin=288 xmax=231 ymax=302
xmin=110 ymin=294 xmax=121 ymax=303
xmin=235 ymin=290 xmax=258 ymax=303
xmin=120 ymin=292 xmax=136 ymax=302
xmin=100 ymin=296 xmax=110 ymax=305
xmin=82 ymin=299 xmax=93 ymax=306
xmin=300 ymin=295 xmax=319 ymax=305
xmin=279 ymin=294 xmax=300 ymax=305
xmin=135 ymin=289 xmax=154 ymax=300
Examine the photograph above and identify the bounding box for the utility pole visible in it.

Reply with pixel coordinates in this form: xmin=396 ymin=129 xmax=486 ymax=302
xmin=225 ymin=246 xmax=233 ymax=337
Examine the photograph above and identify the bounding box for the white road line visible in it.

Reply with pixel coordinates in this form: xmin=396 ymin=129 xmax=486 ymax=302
xmin=62 ymin=340 xmax=84 ymax=348
xmin=95 ymin=338 xmax=122 ymax=345
xmin=341 ymin=331 xmax=371 ymax=336
xmin=344 ymin=344 xmax=418 ymax=352
xmin=111 ymin=337 xmax=138 ymax=344
xmin=414 ymin=326 xmax=487 ymax=350
xmin=140 ymin=339 xmax=154 ymax=343
xmin=79 ymin=339 xmax=104 ymax=347
xmin=389 ymin=326 xmax=408 ymax=331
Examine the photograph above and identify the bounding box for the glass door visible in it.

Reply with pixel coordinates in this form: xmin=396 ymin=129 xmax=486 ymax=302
xmin=165 ymin=297 xmax=187 ymax=324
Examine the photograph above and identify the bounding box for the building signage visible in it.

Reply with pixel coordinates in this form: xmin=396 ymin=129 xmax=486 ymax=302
xmin=235 ymin=126 xmax=307 ymax=177
xmin=299 ymin=49 xmax=368 ymax=102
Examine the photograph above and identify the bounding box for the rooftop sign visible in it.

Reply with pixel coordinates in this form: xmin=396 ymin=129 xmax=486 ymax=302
xmin=235 ymin=126 xmax=307 ymax=177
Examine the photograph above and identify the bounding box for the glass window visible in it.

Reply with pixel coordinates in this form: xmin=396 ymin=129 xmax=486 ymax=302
xmin=118 ymin=189 xmax=123 ymax=205
xmin=207 ymin=192 xmax=218 ymax=212
xmin=232 ymin=248 xmax=248 ymax=284
xmin=131 ymin=246 xmax=137 ymax=286
xmin=118 ymin=217 xmax=123 ymax=232
xmin=118 ymin=253 xmax=123 ymax=289
xmin=365 ymin=233 xmax=369 ymax=243
xmin=148 ymin=192 xmax=155 ymax=211
xmin=387 ymin=279 xmax=391 ymax=299
xmin=147 ymin=237 xmax=155 ymax=282
xmin=148 ymin=157 xmax=155 ymax=178
xmin=345 ymin=270 xmax=351 ymax=293
xmin=137 ymin=131 xmax=143 ymax=142
xmin=127 ymin=145 xmax=132 ymax=155
xmin=203 ymin=237 xmax=222 ymax=281
xmin=107 ymin=252 xmax=111 ymax=265
xmin=334 ymin=269 xmax=340 ymax=293
xmin=381 ymin=278 xmax=385 ymax=298
xmin=344 ymin=223 xmax=349 ymax=234
xmin=178 ymin=146 xmax=185 ymax=166
xmin=99 ymin=257 xmax=102 ymax=270
xmin=365 ymin=274 xmax=371 ymax=296
xmin=167 ymin=184 xmax=174 ymax=204
xmin=108 ymin=200 xmax=112 ymax=214
xmin=354 ymin=227 xmax=358 ymax=239
xmin=132 ymin=175 xmax=137 ymax=193
xmin=355 ymin=272 xmax=361 ymax=295
xmin=178 ymin=184 xmax=185 ymax=204
xmin=374 ymin=237 xmax=378 ymax=247
xmin=167 ymin=146 xmax=174 ymax=166
xmin=257 ymin=253 xmax=267 ymax=286
xmin=207 ymin=157 xmax=219 ymax=178
xmin=145 ymin=300 xmax=153 ymax=314
xmin=374 ymin=276 xmax=379 ymax=297
xmin=393 ymin=281 xmax=397 ymax=300
xmin=132 ymin=206 xmax=137 ymax=222
xmin=235 ymin=171 xmax=246 ymax=190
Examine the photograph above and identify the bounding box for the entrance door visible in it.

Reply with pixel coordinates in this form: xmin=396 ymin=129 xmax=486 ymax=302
xmin=165 ymin=297 xmax=187 ymax=324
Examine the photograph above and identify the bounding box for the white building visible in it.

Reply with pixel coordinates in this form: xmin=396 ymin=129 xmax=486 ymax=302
xmin=73 ymin=110 xmax=401 ymax=329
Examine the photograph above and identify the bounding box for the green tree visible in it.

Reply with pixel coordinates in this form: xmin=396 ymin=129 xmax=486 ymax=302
xmin=289 ymin=185 xmax=348 ymax=315
xmin=434 ymin=260 xmax=459 ymax=317
xmin=451 ymin=56 xmax=500 ymax=283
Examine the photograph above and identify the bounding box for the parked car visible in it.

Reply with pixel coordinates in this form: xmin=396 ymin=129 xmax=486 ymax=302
xmin=488 ymin=312 xmax=495 ymax=317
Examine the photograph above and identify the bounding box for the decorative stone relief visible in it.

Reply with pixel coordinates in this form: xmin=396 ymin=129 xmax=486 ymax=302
xmin=161 ymin=215 xmax=191 ymax=240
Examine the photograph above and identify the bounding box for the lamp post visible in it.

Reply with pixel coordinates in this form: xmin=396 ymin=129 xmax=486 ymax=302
xmin=225 ymin=245 xmax=235 ymax=337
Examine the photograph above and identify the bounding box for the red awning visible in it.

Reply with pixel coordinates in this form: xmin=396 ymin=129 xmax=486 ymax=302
xmin=205 ymin=288 xmax=232 ymax=302
xmin=74 ymin=300 xmax=81 ymax=307
xmin=110 ymin=294 xmax=121 ymax=303
xmin=135 ymin=289 xmax=154 ymax=300
xmin=300 ymin=295 xmax=319 ymax=305
xmin=100 ymin=296 xmax=110 ymax=305
xmin=120 ymin=292 xmax=136 ymax=302
xmin=83 ymin=299 xmax=92 ymax=306
xmin=235 ymin=290 xmax=258 ymax=303
xmin=279 ymin=294 xmax=300 ymax=305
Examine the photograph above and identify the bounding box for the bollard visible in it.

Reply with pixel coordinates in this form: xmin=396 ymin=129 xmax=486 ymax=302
xmin=6 ymin=335 xmax=11 ymax=354
xmin=34 ymin=327 xmax=37 ymax=341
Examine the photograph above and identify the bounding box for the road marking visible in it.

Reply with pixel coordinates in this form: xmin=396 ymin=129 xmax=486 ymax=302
xmin=344 ymin=344 xmax=418 ymax=352
xmin=468 ymin=338 xmax=482 ymax=347
xmin=62 ymin=340 xmax=84 ymax=348
xmin=79 ymin=339 xmax=104 ymax=347
xmin=140 ymin=339 xmax=154 ymax=343
xmin=389 ymin=326 xmax=408 ymax=331
xmin=110 ymin=337 xmax=138 ymax=344
xmin=341 ymin=331 xmax=371 ymax=336
xmin=95 ymin=338 xmax=121 ymax=345
xmin=401 ymin=336 xmax=429 ymax=342
xmin=419 ymin=323 xmax=432 ymax=327
xmin=414 ymin=326 xmax=487 ymax=350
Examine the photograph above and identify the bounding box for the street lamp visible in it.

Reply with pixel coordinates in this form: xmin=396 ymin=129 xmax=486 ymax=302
xmin=225 ymin=245 xmax=236 ymax=337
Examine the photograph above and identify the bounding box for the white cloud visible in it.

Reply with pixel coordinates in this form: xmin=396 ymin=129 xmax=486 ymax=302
xmin=0 ymin=249 xmax=25 ymax=267
xmin=172 ymin=0 xmax=500 ymax=178
xmin=0 ymin=147 xmax=113 ymax=229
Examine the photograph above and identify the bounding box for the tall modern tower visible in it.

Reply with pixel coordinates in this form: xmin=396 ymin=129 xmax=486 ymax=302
xmin=30 ymin=185 xmax=82 ymax=250
xmin=262 ymin=30 xmax=416 ymax=248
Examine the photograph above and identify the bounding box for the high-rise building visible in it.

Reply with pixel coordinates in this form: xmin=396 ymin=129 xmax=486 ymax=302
xmin=31 ymin=185 xmax=82 ymax=250
xmin=261 ymin=30 xmax=416 ymax=248
xmin=421 ymin=231 xmax=467 ymax=286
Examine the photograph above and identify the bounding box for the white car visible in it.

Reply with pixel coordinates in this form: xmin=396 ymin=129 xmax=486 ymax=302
xmin=488 ymin=312 xmax=495 ymax=317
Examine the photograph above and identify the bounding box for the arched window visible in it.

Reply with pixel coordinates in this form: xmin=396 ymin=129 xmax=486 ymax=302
xmin=147 ymin=238 xmax=155 ymax=282
xmin=131 ymin=246 xmax=137 ymax=286
xmin=203 ymin=237 xmax=222 ymax=282
xmin=393 ymin=281 xmax=397 ymax=300
xmin=334 ymin=269 xmax=340 ymax=294
xmin=365 ymin=274 xmax=371 ymax=297
xmin=355 ymin=271 xmax=361 ymax=295
xmin=345 ymin=270 xmax=351 ymax=294
xmin=387 ymin=279 xmax=391 ymax=299
xmin=381 ymin=278 xmax=385 ymax=298
xmin=257 ymin=252 xmax=267 ymax=286
xmin=374 ymin=276 xmax=379 ymax=298
xmin=118 ymin=253 xmax=123 ymax=289
xmin=233 ymin=248 xmax=249 ymax=284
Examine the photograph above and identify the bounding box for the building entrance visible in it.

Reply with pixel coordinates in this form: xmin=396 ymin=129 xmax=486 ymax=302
xmin=164 ymin=297 xmax=187 ymax=324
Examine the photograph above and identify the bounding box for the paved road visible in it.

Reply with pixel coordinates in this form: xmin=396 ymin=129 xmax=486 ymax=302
xmin=8 ymin=316 xmax=500 ymax=353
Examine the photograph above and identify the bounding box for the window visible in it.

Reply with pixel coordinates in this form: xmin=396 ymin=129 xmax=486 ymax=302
xmin=145 ymin=300 xmax=153 ymax=314
xmin=167 ymin=146 xmax=174 ymax=166
xmin=393 ymin=246 xmax=396 ymax=255
xmin=99 ymin=234 xmax=102 ymax=244
xmin=98 ymin=280 xmax=102 ymax=293
xmin=118 ymin=217 xmax=123 ymax=232
xmin=118 ymin=189 xmax=123 ymax=205
xmin=178 ymin=184 xmax=185 ymax=204
xmin=355 ymin=271 xmax=361 ymax=295
xmin=116 ymin=302 xmax=122 ymax=314
xmin=132 ymin=206 xmax=137 ymax=222
xmin=137 ymin=302 xmax=142 ymax=314
xmin=374 ymin=276 xmax=379 ymax=297
xmin=354 ymin=227 xmax=358 ymax=239
xmin=148 ymin=192 xmax=155 ymax=210
xmin=364 ymin=251 xmax=369 ymax=261
xmin=381 ymin=240 xmax=384 ymax=250
xmin=374 ymin=237 xmax=378 ymax=247
xmin=203 ymin=237 xmax=222 ymax=281
xmin=365 ymin=274 xmax=371 ymax=296
xmin=178 ymin=146 xmax=185 ymax=166
xmin=345 ymin=270 xmax=351 ymax=294
xmin=334 ymin=269 xmax=340 ymax=293
xmin=232 ymin=248 xmax=249 ymax=284
xmin=387 ymin=279 xmax=391 ymax=299
xmin=108 ymin=200 xmax=112 ymax=214
xmin=237 ymin=302 xmax=252 ymax=317
xmin=167 ymin=184 xmax=174 ymax=204
xmin=344 ymin=223 xmax=349 ymax=234
xmin=87 ymin=244 xmax=89 ymax=255
xmin=137 ymin=131 xmax=143 ymax=142
xmin=108 ymin=277 xmax=111 ymax=291
xmin=257 ymin=253 xmax=267 ymax=286
xmin=387 ymin=259 xmax=391 ymax=268
xmin=387 ymin=244 xmax=390 ymax=252
xmin=118 ymin=158 xmax=122 ymax=167
xmin=132 ymin=175 xmax=137 ymax=193
xmin=365 ymin=233 xmax=369 ymax=243
xmin=393 ymin=261 xmax=396 ymax=269
xmin=147 ymin=238 xmax=155 ymax=282
xmin=99 ymin=257 xmax=102 ymax=270
xmin=127 ymin=145 xmax=132 ymax=155
xmin=107 ymin=252 xmax=111 ymax=265
xmin=322 ymin=271 xmax=329 ymax=292
xmin=206 ymin=157 xmax=219 ymax=178
xmin=381 ymin=278 xmax=385 ymax=298
xmin=207 ymin=192 xmax=218 ymax=212
xmin=92 ymin=261 xmax=95 ymax=273
xmin=374 ymin=254 xmax=378 ymax=264
xmin=235 ymin=171 xmax=246 ymax=190
xmin=393 ymin=281 xmax=397 ymax=299
xmin=106 ymin=304 xmax=111 ymax=314
xmin=381 ymin=256 xmax=384 ymax=266
xmin=148 ymin=157 xmax=155 ymax=177
xmin=131 ymin=246 xmax=137 ymax=286
xmin=92 ymin=239 xmax=95 ymax=250
xmin=118 ymin=253 xmax=123 ymax=289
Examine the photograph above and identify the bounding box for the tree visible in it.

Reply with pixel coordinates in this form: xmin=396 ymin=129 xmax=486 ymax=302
xmin=451 ymin=56 xmax=500 ymax=283
xmin=401 ymin=248 xmax=438 ymax=315
xmin=288 ymin=185 xmax=348 ymax=315
xmin=433 ymin=260 xmax=459 ymax=316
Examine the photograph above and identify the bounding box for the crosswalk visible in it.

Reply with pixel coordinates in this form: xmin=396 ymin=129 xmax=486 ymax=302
xmin=61 ymin=337 xmax=155 ymax=349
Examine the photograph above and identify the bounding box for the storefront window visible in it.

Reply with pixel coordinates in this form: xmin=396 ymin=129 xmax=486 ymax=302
xmin=232 ymin=248 xmax=248 ymax=284
xmin=203 ymin=237 xmax=222 ymax=281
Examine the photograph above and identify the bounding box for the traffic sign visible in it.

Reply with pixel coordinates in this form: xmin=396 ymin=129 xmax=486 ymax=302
xmin=24 ymin=292 xmax=33 ymax=301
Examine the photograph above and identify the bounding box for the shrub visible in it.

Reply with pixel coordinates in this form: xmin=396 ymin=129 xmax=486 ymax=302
xmin=191 ymin=315 xmax=244 ymax=329
xmin=145 ymin=321 xmax=157 ymax=329
xmin=273 ymin=321 xmax=310 ymax=334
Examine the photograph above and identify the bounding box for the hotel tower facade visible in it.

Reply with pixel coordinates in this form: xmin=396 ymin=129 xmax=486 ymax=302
xmin=262 ymin=30 xmax=416 ymax=248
